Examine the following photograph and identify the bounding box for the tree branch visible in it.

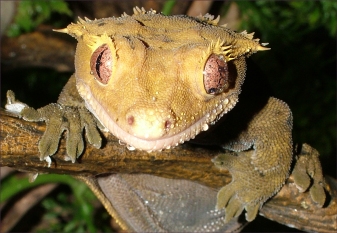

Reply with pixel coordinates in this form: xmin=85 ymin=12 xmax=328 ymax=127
xmin=1 ymin=108 xmax=336 ymax=232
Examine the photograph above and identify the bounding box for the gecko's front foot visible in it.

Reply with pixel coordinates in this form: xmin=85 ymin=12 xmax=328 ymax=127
xmin=213 ymin=150 xmax=287 ymax=223
xmin=5 ymin=90 xmax=102 ymax=163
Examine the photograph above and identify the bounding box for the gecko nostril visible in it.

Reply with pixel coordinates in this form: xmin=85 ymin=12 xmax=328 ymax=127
xmin=127 ymin=115 xmax=134 ymax=125
xmin=164 ymin=120 xmax=172 ymax=129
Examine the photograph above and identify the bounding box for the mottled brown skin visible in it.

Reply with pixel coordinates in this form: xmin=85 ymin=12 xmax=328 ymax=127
xmin=5 ymin=7 xmax=303 ymax=231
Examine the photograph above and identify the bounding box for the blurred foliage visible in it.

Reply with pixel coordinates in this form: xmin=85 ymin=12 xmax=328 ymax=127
xmin=37 ymin=181 xmax=110 ymax=233
xmin=6 ymin=0 xmax=72 ymax=37
xmin=236 ymin=0 xmax=336 ymax=41
xmin=1 ymin=173 xmax=111 ymax=232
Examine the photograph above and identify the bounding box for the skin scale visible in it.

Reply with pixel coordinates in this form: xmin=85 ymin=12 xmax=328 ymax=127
xmin=5 ymin=7 xmax=325 ymax=232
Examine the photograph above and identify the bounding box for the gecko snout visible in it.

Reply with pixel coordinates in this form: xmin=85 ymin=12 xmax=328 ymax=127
xmin=125 ymin=108 xmax=175 ymax=140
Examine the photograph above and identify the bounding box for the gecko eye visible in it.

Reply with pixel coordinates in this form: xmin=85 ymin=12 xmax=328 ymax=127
xmin=90 ymin=44 xmax=112 ymax=84
xmin=203 ymin=54 xmax=229 ymax=95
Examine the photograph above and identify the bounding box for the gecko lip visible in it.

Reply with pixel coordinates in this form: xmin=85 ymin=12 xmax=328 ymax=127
xmin=77 ymin=79 xmax=235 ymax=152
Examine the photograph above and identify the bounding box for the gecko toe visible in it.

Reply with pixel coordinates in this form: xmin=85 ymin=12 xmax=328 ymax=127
xmin=245 ymin=203 xmax=260 ymax=222
xmin=310 ymin=182 xmax=326 ymax=207
xmin=217 ymin=184 xmax=235 ymax=210
xmin=224 ymin=198 xmax=244 ymax=223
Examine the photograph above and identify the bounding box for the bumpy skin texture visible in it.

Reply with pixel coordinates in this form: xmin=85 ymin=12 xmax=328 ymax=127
xmin=212 ymin=98 xmax=293 ymax=222
xmin=6 ymin=7 xmax=297 ymax=227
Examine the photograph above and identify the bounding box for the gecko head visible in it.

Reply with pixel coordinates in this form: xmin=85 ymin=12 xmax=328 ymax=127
xmin=55 ymin=11 xmax=269 ymax=152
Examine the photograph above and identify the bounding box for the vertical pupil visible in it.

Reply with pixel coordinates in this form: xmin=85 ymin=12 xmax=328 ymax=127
xmin=96 ymin=50 xmax=105 ymax=78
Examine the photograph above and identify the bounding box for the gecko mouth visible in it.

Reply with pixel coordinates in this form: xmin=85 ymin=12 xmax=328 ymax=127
xmin=77 ymin=79 xmax=236 ymax=152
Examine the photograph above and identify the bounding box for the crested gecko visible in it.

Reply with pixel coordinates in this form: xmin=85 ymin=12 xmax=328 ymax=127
xmin=5 ymin=7 xmax=326 ymax=231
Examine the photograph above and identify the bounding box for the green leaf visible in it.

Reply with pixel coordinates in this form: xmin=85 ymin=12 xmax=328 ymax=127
xmin=5 ymin=0 xmax=72 ymax=37
xmin=50 ymin=0 xmax=72 ymax=16
xmin=162 ymin=0 xmax=176 ymax=15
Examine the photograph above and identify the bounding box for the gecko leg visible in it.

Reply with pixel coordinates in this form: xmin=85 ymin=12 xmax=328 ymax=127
xmin=214 ymin=97 xmax=293 ymax=222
